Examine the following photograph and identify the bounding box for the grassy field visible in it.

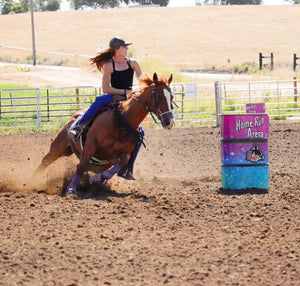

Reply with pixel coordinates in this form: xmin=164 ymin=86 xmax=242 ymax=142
xmin=0 ymin=5 xmax=300 ymax=74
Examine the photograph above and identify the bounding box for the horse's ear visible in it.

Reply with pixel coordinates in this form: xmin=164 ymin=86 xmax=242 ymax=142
xmin=168 ymin=74 xmax=173 ymax=85
xmin=153 ymin=72 xmax=158 ymax=84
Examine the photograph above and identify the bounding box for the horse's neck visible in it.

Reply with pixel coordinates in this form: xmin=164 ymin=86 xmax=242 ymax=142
xmin=122 ymin=88 xmax=151 ymax=129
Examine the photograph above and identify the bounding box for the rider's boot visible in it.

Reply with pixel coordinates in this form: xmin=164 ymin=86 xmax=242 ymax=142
xmin=118 ymin=126 xmax=144 ymax=180
xmin=118 ymin=152 xmax=136 ymax=180
xmin=68 ymin=119 xmax=89 ymax=142
xmin=68 ymin=94 xmax=113 ymax=142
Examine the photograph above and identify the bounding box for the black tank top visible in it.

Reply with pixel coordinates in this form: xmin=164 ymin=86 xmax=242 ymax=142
xmin=111 ymin=59 xmax=134 ymax=90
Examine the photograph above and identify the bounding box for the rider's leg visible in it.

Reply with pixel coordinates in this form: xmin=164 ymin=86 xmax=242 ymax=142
xmin=118 ymin=126 xmax=145 ymax=180
xmin=68 ymin=94 xmax=113 ymax=141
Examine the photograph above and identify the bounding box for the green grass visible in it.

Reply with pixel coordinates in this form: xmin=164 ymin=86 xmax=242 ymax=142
xmin=0 ymin=83 xmax=33 ymax=90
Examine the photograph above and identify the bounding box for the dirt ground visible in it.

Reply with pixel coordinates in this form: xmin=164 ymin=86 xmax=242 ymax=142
xmin=0 ymin=121 xmax=299 ymax=286
xmin=1 ymin=5 xmax=299 ymax=285
xmin=0 ymin=65 xmax=103 ymax=88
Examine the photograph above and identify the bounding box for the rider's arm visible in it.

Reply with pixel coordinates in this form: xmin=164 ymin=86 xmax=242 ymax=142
xmin=130 ymin=59 xmax=143 ymax=78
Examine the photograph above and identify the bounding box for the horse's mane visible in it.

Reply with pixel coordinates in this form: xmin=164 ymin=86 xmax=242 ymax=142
xmin=126 ymin=73 xmax=169 ymax=99
xmin=138 ymin=73 xmax=169 ymax=87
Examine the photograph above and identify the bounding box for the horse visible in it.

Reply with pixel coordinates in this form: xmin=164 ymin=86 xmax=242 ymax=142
xmin=32 ymin=72 xmax=175 ymax=196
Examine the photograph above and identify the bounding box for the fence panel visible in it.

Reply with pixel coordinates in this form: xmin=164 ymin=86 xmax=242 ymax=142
xmin=219 ymin=79 xmax=300 ymax=120
xmin=0 ymin=86 xmax=98 ymax=132
xmin=0 ymin=79 xmax=299 ymax=133
xmin=168 ymin=82 xmax=217 ymax=126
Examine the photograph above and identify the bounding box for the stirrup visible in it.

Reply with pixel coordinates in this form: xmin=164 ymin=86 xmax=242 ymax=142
xmin=68 ymin=126 xmax=84 ymax=142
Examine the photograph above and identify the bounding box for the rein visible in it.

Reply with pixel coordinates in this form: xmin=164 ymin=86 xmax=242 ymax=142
xmin=132 ymin=96 xmax=159 ymax=124
xmin=113 ymin=80 xmax=173 ymax=146
xmin=114 ymin=105 xmax=145 ymax=146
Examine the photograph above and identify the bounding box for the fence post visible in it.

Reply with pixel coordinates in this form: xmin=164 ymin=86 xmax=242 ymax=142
xmin=259 ymin=53 xmax=263 ymax=70
xmin=36 ymin=89 xmax=41 ymax=132
xmin=293 ymin=54 xmax=300 ymax=71
xmin=276 ymin=81 xmax=280 ymax=118
xmin=47 ymin=89 xmax=50 ymax=122
xmin=294 ymin=77 xmax=298 ymax=107
xmin=270 ymin=53 xmax=274 ymax=70
xmin=259 ymin=52 xmax=274 ymax=70
xmin=76 ymin=88 xmax=79 ymax=104
xmin=215 ymin=81 xmax=221 ymax=126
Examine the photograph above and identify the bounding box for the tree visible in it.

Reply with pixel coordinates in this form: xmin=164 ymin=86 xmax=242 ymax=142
xmin=1 ymin=0 xmax=13 ymax=14
xmin=1 ymin=0 xmax=59 ymax=14
xmin=286 ymin=0 xmax=300 ymax=3
xmin=68 ymin=0 xmax=169 ymax=10
xmin=36 ymin=0 xmax=60 ymax=11
xmin=200 ymin=0 xmax=262 ymax=4
xmin=152 ymin=0 xmax=169 ymax=6
xmin=45 ymin=0 xmax=59 ymax=11
xmin=1 ymin=0 xmax=29 ymax=14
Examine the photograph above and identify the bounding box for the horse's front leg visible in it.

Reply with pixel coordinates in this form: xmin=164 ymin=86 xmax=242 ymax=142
xmin=64 ymin=148 xmax=95 ymax=196
xmin=89 ymin=154 xmax=129 ymax=186
xmin=64 ymin=173 xmax=81 ymax=196
xmin=89 ymin=164 xmax=122 ymax=185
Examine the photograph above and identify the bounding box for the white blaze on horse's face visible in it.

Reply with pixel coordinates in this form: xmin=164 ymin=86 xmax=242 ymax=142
xmin=160 ymin=88 xmax=174 ymax=130
xmin=163 ymin=89 xmax=172 ymax=112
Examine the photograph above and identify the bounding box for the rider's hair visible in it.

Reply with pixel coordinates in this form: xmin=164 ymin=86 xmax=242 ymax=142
xmin=90 ymin=48 xmax=115 ymax=72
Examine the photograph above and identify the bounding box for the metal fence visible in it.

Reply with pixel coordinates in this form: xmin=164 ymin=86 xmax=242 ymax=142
xmin=171 ymin=82 xmax=218 ymax=126
xmin=0 ymin=86 xmax=98 ymax=132
xmin=0 ymin=78 xmax=299 ymax=132
xmin=217 ymin=79 xmax=300 ymax=125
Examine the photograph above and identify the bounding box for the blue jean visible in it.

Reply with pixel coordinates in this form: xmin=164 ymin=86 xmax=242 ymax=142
xmin=76 ymin=94 xmax=113 ymax=126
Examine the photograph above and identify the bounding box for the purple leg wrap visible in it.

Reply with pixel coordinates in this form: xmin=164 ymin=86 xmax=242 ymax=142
xmin=103 ymin=164 xmax=121 ymax=179
xmin=65 ymin=174 xmax=80 ymax=195
xmin=90 ymin=164 xmax=121 ymax=185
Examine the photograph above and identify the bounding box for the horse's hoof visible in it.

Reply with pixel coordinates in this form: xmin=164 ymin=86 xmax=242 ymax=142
xmin=64 ymin=185 xmax=76 ymax=196
xmin=90 ymin=174 xmax=106 ymax=185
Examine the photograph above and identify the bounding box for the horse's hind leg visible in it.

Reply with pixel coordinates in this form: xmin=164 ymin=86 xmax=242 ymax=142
xmin=33 ymin=147 xmax=72 ymax=177
xmin=32 ymin=128 xmax=73 ymax=178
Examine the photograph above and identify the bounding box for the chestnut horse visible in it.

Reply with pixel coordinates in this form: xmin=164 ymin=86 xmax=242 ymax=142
xmin=33 ymin=73 xmax=174 ymax=196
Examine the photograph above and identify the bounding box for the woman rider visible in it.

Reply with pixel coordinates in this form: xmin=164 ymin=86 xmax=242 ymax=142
xmin=68 ymin=36 xmax=143 ymax=180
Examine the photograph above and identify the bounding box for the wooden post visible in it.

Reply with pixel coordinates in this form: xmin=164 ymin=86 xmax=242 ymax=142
xmin=259 ymin=53 xmax=263 ymax=70
xmin=293 ymin=54 xmax=299 ymax=72
xmin=30 ymin=0 xmax=36 ymax=66
xmin=294 ymin=77 xmax=298 ymax=108
xmin=270 ymin=53 xmax=274 ymax=70
xmin=259 ymin=52 xmax=274 ymax=70
xmin=76 ymin=88 xmax=79 ymax=104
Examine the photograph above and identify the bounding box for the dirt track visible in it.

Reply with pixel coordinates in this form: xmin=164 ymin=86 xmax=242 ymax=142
xmin=0 ymin=122 xmax=299 ymax=286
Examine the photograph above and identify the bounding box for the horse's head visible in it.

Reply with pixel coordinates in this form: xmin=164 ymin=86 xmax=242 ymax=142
xmin=140 ymin=73 xmax=174 ymax=129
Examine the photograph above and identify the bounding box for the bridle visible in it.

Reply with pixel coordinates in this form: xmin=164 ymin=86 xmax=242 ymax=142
xmin=132 ymin=84 xmax=174 ymax=124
